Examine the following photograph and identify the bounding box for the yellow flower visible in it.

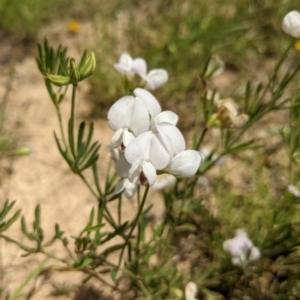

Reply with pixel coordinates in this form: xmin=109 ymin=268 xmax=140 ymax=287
xmin=295 ymin=41 xmax=300 ymax=51
xmin=68 ymin=20 xmax=80 ymax=33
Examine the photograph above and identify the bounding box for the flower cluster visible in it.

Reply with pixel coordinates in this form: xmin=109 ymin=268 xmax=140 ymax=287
xmin=108 ymin=88 xmax=204 ymax=198
xmin=223 ymin=229 xmax=261 ymax=267
xmin=114 ymin=53 xmax=168 ymax=90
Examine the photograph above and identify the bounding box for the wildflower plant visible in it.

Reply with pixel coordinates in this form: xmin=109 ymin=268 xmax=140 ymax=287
xmin=3 ymin=8 xmax=300 ymax=299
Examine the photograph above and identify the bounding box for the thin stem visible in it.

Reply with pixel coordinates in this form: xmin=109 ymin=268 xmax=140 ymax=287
xmin=78 ymin=172 xmax=117 ymax=229
xmin=0 ymin=234 xmax=34 ymax=252
xmin=196 ymin=127 xmax=208 ymax=150
xmin=55 ymin=105 xmax=68 ymax=149
xmin=118 ymin=194 xmax=122 ymax=225
xmin=69 ymin=84 xmax=77 ymax=158
xmin=118 ymin=185 xmax=150 ymax=267
xmin=40 ymin=249 xmax=70 ymax=265
xmin=78 ymin=173 xmax=99 ymax=199
xmin=83 ymin=269 xmax=116 ymax=289
xmin=62 ymin=241 xmax=76 ymax=261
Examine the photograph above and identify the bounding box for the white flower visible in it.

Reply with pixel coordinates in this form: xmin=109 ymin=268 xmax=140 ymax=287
xmin=185 ymin=282 xmax=198 ymax=300
xmin=107 ymin=95 xmax=150 ymax=147
xmin=165 ymin=150 xmax=204 ymax=177
xmin=288 ymin=184 xmax=300 ymax=197
xmin=141 ymin=69 xmax=169 ymax=90
xmin=114 ymin=52 xmax=135 ymax=79
xmin=282 ymin=10 xmax=300 ymax=38
xmin=114 ymin=178 xmax=138 ymax=199
xmin=153 ymin=174 xmax=176 ymax=190
xmin=114 ymin=53 xmax=168 ymax=90
xmin=223 ymin=229 xmax=261 ymax=267
xmin=125 ymin=131 xmax=171 ymax=186
xmin=107 ymin=144 xmax=120 ymax=161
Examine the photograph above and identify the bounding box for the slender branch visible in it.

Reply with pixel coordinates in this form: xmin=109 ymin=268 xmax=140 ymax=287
xmin=118 ymin=185 xmax=150 ymax=267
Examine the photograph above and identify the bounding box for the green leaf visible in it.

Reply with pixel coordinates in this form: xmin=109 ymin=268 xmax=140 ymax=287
xmin=0 ymin=200 xmax=15 ymax=223
xmin=77 ymin=122 xmax=86 ymax=152
xmin=68 ymin=119 xmax=75 ymax=158
xmin=101 ymin=243 xmax=124 ymax=257
xmin=79 ymin=153 xmax=99 ymax=171
xmin=84 ymin=223 xmax=105 ymax=233
xmin=101 ymin=222 xmax=128 ymax=244
xmin=77 ymin=257 xmax=93 ymax=269
xmin=92 ymin=163 xmax=102 ymax=197
xmin=21 ymin=216 xmax=35 ymax=241
xmin=110 ymin=269 xmax=118 ymax=283
xmin=85 ymin=123 xmax=94 ymax=151
xmin=1 ymin=209 xmax=21 ymax=231
xmin=201 ymin=287 xmax=223 ymax=299
xmin=34 ymin=205 xmax=41 ymax=229
xmin=175 ymin=223 xmax=197 ymax=233
xmin=78 ymin=141 xmax=100 ymax=166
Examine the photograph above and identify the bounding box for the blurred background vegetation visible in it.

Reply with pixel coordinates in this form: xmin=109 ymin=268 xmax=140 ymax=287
xmin=0 ymin=0 xmax=299 ymax=117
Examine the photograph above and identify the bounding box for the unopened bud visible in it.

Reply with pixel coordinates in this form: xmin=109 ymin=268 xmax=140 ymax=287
xmin=46 ymin=74 xmax=71 ymax=86
xmin=70 ymin=58 xmax=81 ymax=84
xmin=79 ymin=52 xmax=96 ymax=80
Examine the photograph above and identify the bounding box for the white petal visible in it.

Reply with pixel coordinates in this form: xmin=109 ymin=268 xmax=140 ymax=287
xmin=107 ymin=145 xmax=120 ymax=161
xmin=153 ymin=174 xmax=176 ymax=190
xmin=144 ymin=69 xmax=168 ymax=90
xmin=134 ymin=88 xmax=161 ymax=117
xmin=132 ymin=58 xmax=147 ymax=76
xmin=122 ymin=128 xmax=135 ymax=147
xmin=114 ymin=178 xmax=126 ymax=195
xmin=111 ymin=128 xmax=124 ymax=148
xmin=142 ymin=160 xmax=157 ymax=186
xmin=119 ymin=53 xmax=133 ymax=67
xmin=154 ymin=111 xmax=178 ymax=126
xmin=125 ymin=131 xmax=170 ymax=170
xmin=115 ymin=153 xmax=131 ymax=177
xmin=123 ymin=181 xmax=138 ymax=199
xmin=185 ymin=282 xmax=198 ymax=300
xmin=114 ymin=53 xmax=133 ymax=73
xmin=166 ymin=150 xmax=203 ymax=177
xmin=114 ymin=178 xmax=138 ymax=199
xmin=108 ymin=96 xmax=150 ymax=136
xmin=282 ymin=10 xmax=300 ymax=38
xmin=156 ymin=123 xmax=185 ymax=156
xmin=128 ymin=160 xmax=143 ymax=183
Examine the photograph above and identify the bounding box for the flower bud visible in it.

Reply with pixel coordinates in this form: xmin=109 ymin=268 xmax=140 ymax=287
xmin=46 ymin=74 xmax=71 ymax=86
xmin=70 ymin=58 xmax=81 ymax=84
xmin=282 ymin=10 xmax=300 ymax=38
xmin=79 ymin=52 xmax=96 ymax=80
xmin=208 ymin=98 xmax=249 ymax=128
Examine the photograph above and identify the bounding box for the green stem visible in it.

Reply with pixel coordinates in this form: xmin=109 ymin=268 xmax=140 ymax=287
xmin=118 ymin=185 xmax=150 ymax=267
xmin=41 ymin=249 xmax=70 ymax=265
xmin=56 ymin=105 xmax=68 ymax=149
xmin=69 ymin=84 xmax=77 ymax=157
xmin=196 ymin=127 xmax=208 ymax=150
xmin=0 ymin=234 xmax=34 ymax=252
